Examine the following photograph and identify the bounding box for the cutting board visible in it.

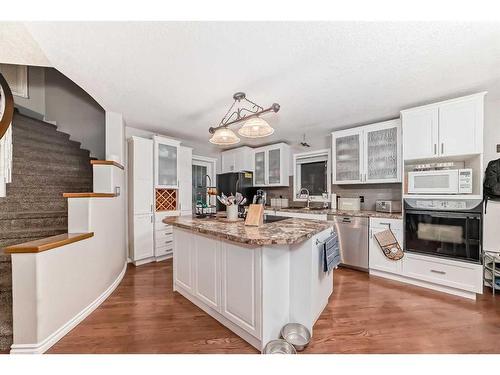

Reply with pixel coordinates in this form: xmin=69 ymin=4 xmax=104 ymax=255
xmin=245 ymin=204 xmax=264 ymax=227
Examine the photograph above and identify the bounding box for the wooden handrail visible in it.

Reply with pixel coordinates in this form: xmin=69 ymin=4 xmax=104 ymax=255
xmin=0 ymin=72 xmax=14 ymax=140
xmin=3 ymin=232 xmax=94 ymax=254
xmin=90 ymin=160 xmax=125 ymax=170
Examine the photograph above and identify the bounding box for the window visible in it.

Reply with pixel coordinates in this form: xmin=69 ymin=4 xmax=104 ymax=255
xmin=293 ymin=149 xmax=331 ymax=201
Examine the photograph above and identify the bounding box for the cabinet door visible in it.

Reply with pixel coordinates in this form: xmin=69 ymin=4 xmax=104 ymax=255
xmin=267 ymin=147 xmax=281 ymax=185
xmin=402 ymin=107 xmax=438 ymax=160
xmin=438 ymin=98 xmax=480 ymax=156
xmin=131 ymin=138 xmax=153 ymax=215
xmin=173 ymin=229 xmax=194 ymax=292
xmin=221 ymin=151 xmax=235 ymax=173
xmin=369 ymin=225 xmax=403 ymax=274
xmin=178 ymin=146 xmax=192 ymax=214
xmin=194 ymin=235 xmax=220 ymax=311
xmin=221 ymin=241 xmax=261 ymax=338
xmin=333 ymin=130 xmax=363 ymax=184
xmin=155 ymin=139 xmax=179 ymax=188
xmin=364 ymin=120 xmax=401 ymax=183
xmin=254 ymin=150 xmax=266 ymax=186
xmin=133 ymin=214 xmax=154 ymax=261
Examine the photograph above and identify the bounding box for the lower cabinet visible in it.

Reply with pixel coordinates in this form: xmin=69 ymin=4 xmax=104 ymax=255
xmin=173 ymin=228 xmax=262 ymax=339
xmin=369 ymin=218 xmax=403 ymax=274
xmin=221 ymin=241 xmax=261 ymax=338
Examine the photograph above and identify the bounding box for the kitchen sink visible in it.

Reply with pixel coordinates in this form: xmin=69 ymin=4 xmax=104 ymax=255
xmin=263 ymin=215 xmax=289 ymax=223
xmin=280 ymin=207 xmax=326 ymax=211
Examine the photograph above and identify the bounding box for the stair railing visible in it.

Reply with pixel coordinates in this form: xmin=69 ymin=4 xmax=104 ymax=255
xmin=0 ymin=72 xmax=14 ymax=197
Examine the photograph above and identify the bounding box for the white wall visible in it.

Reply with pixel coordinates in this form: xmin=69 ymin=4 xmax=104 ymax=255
xmin=105 ymin=111 xmax=125 ymax=164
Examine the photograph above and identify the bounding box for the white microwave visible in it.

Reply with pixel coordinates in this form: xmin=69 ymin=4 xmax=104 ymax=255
xmin=408 ymin=169 xmax=473 ymax=195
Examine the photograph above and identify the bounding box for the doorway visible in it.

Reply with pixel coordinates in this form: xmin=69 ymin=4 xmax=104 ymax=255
xmin=192 ymin=155 xmax=217 ymax=210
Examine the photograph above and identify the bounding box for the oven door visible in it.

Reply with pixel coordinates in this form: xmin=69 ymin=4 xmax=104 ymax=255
xmin=408 ymin=170 xmax=459 ymax=194
xmin=405 ymin=210 xmax=481 ymax=263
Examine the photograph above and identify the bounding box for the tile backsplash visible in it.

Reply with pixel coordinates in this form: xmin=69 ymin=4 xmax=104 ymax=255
xmin=264 ymin=177 xmax=402 ymax=210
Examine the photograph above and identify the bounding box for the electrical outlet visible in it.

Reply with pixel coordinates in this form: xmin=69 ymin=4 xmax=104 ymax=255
xmin=497 ymin=144 xmax=500 ymax=153
xmin=359 ymin=195 xmax=364 ymax=203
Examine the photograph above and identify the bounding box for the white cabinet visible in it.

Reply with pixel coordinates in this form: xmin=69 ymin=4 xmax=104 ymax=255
xmin=154 ymin=136 xmax=180 ymax=188
xmin=253 ymin=143 xmax=290 ymax=187
xmin=173 ymin=228 xmax=262 ymax=339
xmin=178 ymin=146 xmax=192 ymax=215
xmin=221 ymin=146 xmax=253 ymax=173
xmin=401 ymin=92 xmax=486 ymax=161
xmin=132 ymin=214 xmax=154 ymax=261
xmin=221 ymin=241 xmax=262 ymax=337
xmin=369 ymin=218 xmax=403 ymax=274
xmin=128 ymin=136 xmax=155 ymax=264
xmin=402 ymin=107 xmax=439 ymax=160
xmin=332 ymin=119 xmax=401 ymax=184
xmin=194 ymin=235 xmax=221 ymax=311
xmin=173 ymin=228 xmax=194 ymax=292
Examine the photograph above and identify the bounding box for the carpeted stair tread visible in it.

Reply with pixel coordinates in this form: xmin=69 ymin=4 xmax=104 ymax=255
xmin=1 ymin=112 xmax=94 ymax=352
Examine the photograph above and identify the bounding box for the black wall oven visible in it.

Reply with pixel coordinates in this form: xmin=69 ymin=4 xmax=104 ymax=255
xmin=404 ymin=200 xmax=482 ymax=264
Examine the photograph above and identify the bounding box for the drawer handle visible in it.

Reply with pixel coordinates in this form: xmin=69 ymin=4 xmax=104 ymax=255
xmin=379 ymin=222 xmax=391 ymax=229
xmin=430 ymin=269 xmax=446 ymax=275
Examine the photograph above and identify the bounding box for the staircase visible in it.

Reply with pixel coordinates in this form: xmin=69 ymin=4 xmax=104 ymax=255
xmin=0 ymin=111 xmax=94 ymax=351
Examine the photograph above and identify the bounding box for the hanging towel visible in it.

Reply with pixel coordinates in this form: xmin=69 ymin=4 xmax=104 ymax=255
xmin=323 ymin=233 xmax=340 ymax=272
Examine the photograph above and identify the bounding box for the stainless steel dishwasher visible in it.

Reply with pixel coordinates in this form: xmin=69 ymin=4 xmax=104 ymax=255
xmin=330 ymin=215 xmax=369 ymax=271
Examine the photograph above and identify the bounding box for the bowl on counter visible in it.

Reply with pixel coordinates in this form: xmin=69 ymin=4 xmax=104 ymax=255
xmin=262 ymin=339 xmax=297 ymax=354
xmin=280 ymin=323 xmax=311 ymax=352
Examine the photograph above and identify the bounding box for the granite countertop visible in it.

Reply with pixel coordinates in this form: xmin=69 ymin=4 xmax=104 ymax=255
xmin=265 ymin=206 xmax=403 ymax=219
xmin=163 ymin=216 xmax=333 ymax=246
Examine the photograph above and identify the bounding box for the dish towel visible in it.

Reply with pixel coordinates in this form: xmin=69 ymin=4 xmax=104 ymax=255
xmin=323 ymin=233 xmax=340 ymax=272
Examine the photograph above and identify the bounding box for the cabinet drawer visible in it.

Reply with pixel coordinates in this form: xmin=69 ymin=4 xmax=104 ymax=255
xmin=155 ymin=244 xmax=173 ymax=257
xmin=156 ymin=225 xmax=173 ymax=234
xmin=403 ymin=254 xmax=482 ymax=293
xmin=156 ymin=230 xmax=173 ymax=241
xmin=369 ymin=217 xmax=403 ymax=232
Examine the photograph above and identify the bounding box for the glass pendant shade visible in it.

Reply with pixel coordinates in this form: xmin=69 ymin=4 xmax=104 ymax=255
xmin=238 ymin=117 xmax=275 ymax=138
xmin=209 ymin=127 xmax=240 ymax=145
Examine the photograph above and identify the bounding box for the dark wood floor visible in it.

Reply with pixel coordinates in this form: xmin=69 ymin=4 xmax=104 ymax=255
xmin=47 ymin=260 xmax=500 ymax=354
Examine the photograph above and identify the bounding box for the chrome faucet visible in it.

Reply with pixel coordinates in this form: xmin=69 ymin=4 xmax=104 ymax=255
xmin=299 ymin=188 xmax=311 ymax=209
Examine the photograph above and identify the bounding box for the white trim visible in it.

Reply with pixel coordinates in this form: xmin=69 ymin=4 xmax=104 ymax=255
xmin=10 ymin=261 xmax=128 ymax=354
xmin=369 ymin=269 xmax=477 ymax=300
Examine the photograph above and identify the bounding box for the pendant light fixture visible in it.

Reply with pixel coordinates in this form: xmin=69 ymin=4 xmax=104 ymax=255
xmin=209 ymin=127 xmax=240 ymax=145
xmin=208 ymin=92 xmax=280 ymax=145
xmin=238 ymin=116 xmax=274 ymax=138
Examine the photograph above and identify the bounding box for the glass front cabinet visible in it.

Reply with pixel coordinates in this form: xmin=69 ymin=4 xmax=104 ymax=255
xmin=253 ymin=143 xmax=290 ymax=187
xmin=332 ymin=119 xmax=401 ymax=184
xmin=154 ymin=136 xmax=181 ymax=189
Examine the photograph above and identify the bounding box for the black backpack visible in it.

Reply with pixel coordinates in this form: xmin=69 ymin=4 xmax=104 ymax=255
xmin=484 ymin=158 xmax=500 ymax=213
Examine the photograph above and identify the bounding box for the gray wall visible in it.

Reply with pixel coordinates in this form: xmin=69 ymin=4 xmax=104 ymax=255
xmin=13 ymin=66 xmax=105 ymax=159
xmin=44 ymin=68 xmax=105 ymax=159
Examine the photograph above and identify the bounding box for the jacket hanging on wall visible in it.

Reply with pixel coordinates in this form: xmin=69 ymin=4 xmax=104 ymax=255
xmin=483 ymin=158 xmax=500 ymax=213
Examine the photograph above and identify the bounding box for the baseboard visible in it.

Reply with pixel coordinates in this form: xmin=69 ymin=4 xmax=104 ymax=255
xmin=10 ymin=261 xmax=128 ymax=354
xmin=369 ymin=269 xmax=477 ymax=300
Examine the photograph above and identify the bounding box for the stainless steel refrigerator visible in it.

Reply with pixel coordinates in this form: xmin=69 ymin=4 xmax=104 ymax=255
xmin=216 ymin=171 xmax=257 ymax=211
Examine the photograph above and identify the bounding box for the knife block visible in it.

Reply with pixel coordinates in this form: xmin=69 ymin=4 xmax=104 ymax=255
xmin=245 ymin=204 xmax=264 ymax=227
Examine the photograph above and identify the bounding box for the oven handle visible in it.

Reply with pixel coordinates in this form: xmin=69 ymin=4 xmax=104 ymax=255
xmin=405 ymin=210 xmax=480 ymax=219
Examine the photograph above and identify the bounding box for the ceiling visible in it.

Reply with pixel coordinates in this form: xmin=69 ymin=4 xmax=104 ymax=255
xmin=21 ymin=22 xmax=500 ymax=152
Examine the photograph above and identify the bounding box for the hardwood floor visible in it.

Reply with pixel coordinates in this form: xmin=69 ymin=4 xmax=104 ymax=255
xmin=47 ymin=260 xmax=500 ymax=354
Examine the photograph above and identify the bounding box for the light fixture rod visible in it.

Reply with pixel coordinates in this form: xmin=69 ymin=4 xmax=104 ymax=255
xmin=209 ymin=102 xmax=280 ymax=134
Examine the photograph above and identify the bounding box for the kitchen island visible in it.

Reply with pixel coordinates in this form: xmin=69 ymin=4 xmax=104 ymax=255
xmin=163 ymin=215 xmax=336 ymax=351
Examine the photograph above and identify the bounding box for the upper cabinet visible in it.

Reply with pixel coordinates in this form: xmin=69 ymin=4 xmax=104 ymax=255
xmin=220 ymin=146 xmax=253 ymax=174
xmin=401 ymin=92 xmax=486 ymax=161
xmin=332 ymin=119 xmax=401 ymax=184
xmin=154 ymin=136 xmax=180 ymax=189
xmin=253 ymin=143 xmax=290 ymax=187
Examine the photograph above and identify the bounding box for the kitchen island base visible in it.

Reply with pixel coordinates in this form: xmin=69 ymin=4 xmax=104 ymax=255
xmin=172 ymin=226 xmax=334 ymax=351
